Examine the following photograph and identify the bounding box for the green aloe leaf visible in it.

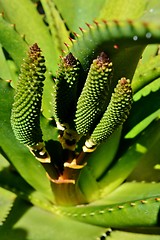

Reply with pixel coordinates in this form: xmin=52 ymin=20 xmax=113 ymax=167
xmin=108 ymin=230 xmax=160 ymax=240
xmin=41 ymin=0 xmax=70 ymax=50
xmin=98 ymin=0 xmax=149 ymax=20
xmin=0 ymin=198 xmax=107 ymax=240
xmin=132 ymin=54 xmax=160 ymax=93
xmin=125 ymin=78 xmax=160 ymax=137
xmin=0 ymin=44 xmax=12 ymax=81
xmin=0 ymin=79 xmax=53 ymax=200
xmin=140 ymin=44 xmax=159 ymax=64
xmin=94 ymin=182 xmax=160 ymax=205
xmin=0 ymin=188 xmax=16 ymax=226
xmin=57 ymin=195 xmax=160 ymax=228
xmin=0 ymin=0 xmax=58 ymax=74
xmin=127 ymin=128 xmax=160 ymax=182
xmin=0 ymin=14 xmax=27 ymax=68
xmin=80 ymin=126 xmax=122 ymax=182
xmin=53 ymin=0 xmax=105 ymax=32
xmin=98 ymin=118 xmax=160 ymax=195
xmin=141 ymin=0 xmax=160 ymax=23
xmin=0 ymin=157 xmax=16 ymax=226
xmin=0 ymin=1 xmax=57 ymax=119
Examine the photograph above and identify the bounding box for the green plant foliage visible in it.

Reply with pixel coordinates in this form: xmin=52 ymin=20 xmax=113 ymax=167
xmin=0 ymin=0 xmax=160 ymax=239
xmin=0 ymin=80 xmax=53 ymax=200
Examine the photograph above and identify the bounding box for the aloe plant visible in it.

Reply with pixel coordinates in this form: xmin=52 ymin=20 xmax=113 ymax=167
xmin=1 ymin=0 xmax=160 ymax=239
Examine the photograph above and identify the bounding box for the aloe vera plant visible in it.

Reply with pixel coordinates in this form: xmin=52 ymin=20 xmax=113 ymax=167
xmin=1 ymin=0 xmax=160 ymax=239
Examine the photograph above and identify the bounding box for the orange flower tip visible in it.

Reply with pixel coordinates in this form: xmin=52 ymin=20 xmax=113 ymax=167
xmin=64 ymin=159 xmax=86 ymax=169
xmin=29 ymin=43 xmax=41 ymax=53
xmin=119 ymin=77 xmax=128 ymax=85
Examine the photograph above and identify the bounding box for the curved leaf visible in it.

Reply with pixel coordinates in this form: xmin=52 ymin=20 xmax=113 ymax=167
xmin=0 ymin=44 xmax=13 ymax=81
xmin=0 ymin=79 xmax=53 ymax=200
xmin=0 ymin=14 xmax=27 ymax=68
xmin=0 ymin=199 xmax=106 ymax=240
xmin=0 ymin=0 xmax=58 ymax=73
xmin=132 ymin=54 xmax=160 ymax=93
xmin=57 ymin=195 xmax=160 ymax=228
xmin=98 ymin=0 xmax=149 ymax=21
xmin=108 ymin=230 xmax=160 ymax=240
xmin=0 ymin=188 xmax=16 ymax=226
xmin=98 ymin=118 xmax=160 ymax=195
xmin=53 ymin=0 xmax=105 ymax=32
xmin=41 ymin=0 xmax=69 ymax=50
xmin=125 ymin=79 xmax=160 ymax=137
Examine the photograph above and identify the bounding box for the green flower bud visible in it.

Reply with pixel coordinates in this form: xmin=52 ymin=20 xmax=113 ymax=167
xmin=75 ymin=52 xmax=113 ymax=135
xmin=84 ymin=78 xmax=132 ymax=150
xmin=53 ymin=53 xmax=82 ymax=129
xmin=11 ymin=43 xmax=50 ymax=162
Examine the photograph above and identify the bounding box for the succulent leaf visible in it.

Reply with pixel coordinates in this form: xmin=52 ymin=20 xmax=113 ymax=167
xmin=75 ymin=52 xmax=113 ymax=136
xmin=0 ymin=0 xmax=58 ymax=73
xmin=85 ymin=78 xmax=132 ymax=148
xmin=0 ymin=13 xmax=27 ymax=68
xmin=11 ymin=43 xmax=50 ymax=162
xmin=58 ymin=195 xmax=160 ymax=228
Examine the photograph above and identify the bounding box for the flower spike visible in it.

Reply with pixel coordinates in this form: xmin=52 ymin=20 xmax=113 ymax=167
xmin=11 ymin=43 xmax=50 ymax=163
xmin=84 ymin=78 xmax=132 ymax=151
xmin=53 ymin=52 xmax=82 ymax=128
xmin=75 ymin=52 xmax=113 ymax=135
